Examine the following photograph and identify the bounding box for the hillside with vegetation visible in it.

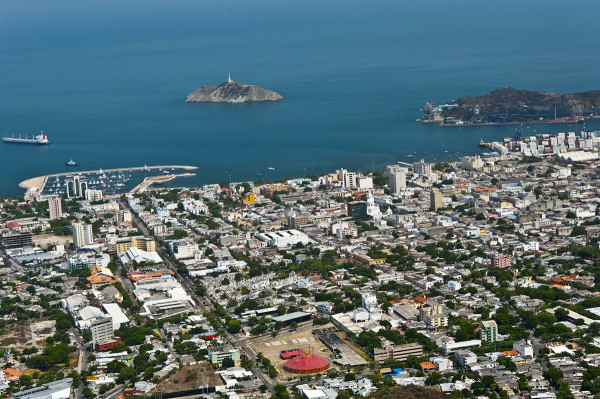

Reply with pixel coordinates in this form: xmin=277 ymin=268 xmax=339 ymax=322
xmin=421 ymin=87 xmax=600 ymax=124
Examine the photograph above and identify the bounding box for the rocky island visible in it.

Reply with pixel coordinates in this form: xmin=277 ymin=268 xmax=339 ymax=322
xmin=420 ymin=87 xmax=600 ymax=127
xmin=186 ymin=75 xmax=284 ymax=103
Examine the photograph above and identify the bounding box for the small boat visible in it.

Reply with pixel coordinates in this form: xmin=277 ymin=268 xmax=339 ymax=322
xmin=66 ymin=159 xmax=79 ymax=166
xmin=256 ymin=173 xmax=262 ymax=177
xmin=406 ymin=154 xmax=413 ymax=158
xmin=479 ymin=139 xmax=486 ymax=147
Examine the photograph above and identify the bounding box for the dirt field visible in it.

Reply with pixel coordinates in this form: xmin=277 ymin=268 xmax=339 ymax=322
xmin=0 ymin=325 xmax=32 ymax=350
xmin=249 ymin=323 xmax=339 ymax=378
xmin=152 ymin=363 xmax=222 ymax=393
xmin=33 ymin=234 xmax=72 ymax=248
xmin=29 ymin=320 xmax=56 ymax=344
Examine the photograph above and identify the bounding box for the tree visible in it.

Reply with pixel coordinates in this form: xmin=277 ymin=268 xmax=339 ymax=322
xmin=426 ymin=371 xmax=442 ymax=386
xmin=227 ymin=319 xmax=242 ymax=334
xmin=82 ymin=387 xmax=95 ymax=399
xmin=156 ymin=351 xmax=168 ymax=363
xmin=554 ymin=307 xmax=569 ymax=322
xmin=117 ymin=366 xmax=136 ymax=383
xmin=337 ymin=390 xmax=352 ymax=399
xmin=168 ymin=229 xmax=188 ymax=240
xmin=222 ymin=357 xmax=235 ymax=368
xmin=273 ymin=384 xmax=290 ymax=399
xmin=55 ymin=311 xmax=73 ymax=331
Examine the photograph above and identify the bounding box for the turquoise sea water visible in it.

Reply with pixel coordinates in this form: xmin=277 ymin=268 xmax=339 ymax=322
xmin=1 ymin=0 xmax=600 ymax=195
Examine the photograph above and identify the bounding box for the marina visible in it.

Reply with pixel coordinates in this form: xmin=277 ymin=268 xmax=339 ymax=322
xmin=19 ymin=165 xmax=198 ymax=200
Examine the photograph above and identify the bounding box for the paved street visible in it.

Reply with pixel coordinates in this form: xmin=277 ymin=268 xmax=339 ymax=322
xmin=123 ymin=200 xmax=279 ymax=393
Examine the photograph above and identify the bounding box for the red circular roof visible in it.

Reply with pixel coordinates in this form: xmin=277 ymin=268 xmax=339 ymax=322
xmin=283 ymin=350 xmax=330 ymax=374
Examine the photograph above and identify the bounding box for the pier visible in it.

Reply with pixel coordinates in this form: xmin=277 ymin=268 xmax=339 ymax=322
xmin=19 ymin=165 xmax=198 ymax=200
xmin=129 ymin=173 xmax=196 ymax=194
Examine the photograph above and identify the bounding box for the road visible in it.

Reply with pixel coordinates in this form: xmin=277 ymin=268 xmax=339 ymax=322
xmin=71 ymin=327 xmax=90 ymax=399
xmin=530 ymin=334 xmax=549 ymax=371
xmin=123 ymin=200 xmax=280 ymax=393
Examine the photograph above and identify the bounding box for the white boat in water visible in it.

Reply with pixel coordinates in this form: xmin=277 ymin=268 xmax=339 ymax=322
xmin=3 ymin=131 xmax=49 ymax=145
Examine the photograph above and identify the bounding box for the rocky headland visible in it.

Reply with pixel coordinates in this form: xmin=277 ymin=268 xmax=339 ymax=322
xmin=420 ymin=87 xmax=600 ymax=126
xmin=186 ymin=77 xmax=284 ymax=103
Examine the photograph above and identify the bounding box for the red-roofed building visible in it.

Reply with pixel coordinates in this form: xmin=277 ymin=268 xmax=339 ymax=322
xmin=420 ymin=361 xmax=437 ymax=372
xmin=415 ymin=296 xmax=427 ymax=306
xmin=4 ymin=368 xmax=23 ymax=382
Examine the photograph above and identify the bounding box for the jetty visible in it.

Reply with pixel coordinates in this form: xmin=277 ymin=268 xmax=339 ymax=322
xmin=129 ymin=172 xmax=195 ymax=194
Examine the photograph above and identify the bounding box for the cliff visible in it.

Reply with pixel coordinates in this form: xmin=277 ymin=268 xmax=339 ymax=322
xmin=186 ymin=79 xmax=284 ymax=103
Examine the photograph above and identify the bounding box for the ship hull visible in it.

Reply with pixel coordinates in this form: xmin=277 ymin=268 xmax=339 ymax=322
xmin=4 ymin=139 xmax=50 ymax=145
xmin=3 ymin=139 xmax=49 ymax=144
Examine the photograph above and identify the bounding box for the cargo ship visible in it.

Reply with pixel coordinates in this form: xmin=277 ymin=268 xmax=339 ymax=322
xmin=3 ymin=131 xmax=49 ymax=145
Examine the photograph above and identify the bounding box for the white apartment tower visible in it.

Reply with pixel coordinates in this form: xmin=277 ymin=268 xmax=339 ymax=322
xmin=389 ymin=167 xmax=408 ymax=195
xmin=413 ymin=159 xmax=432 ymax=176
xmin=338 ymin=169 xmax=358 ymax=189
xmin=86 ymin=189 xmax=103 ymax=202
xmin=48 ymin=196 xmax=62 ymax=220
xmin=72 ymin=222 xmax=93 ymax=248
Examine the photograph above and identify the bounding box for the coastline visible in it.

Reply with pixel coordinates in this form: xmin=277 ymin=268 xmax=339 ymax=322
xmin=417 ymin=119 xmax=584 ymax=128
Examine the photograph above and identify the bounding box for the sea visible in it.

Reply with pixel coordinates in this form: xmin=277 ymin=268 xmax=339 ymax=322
xmin=1 ymin=0 xmax=600 ymax=196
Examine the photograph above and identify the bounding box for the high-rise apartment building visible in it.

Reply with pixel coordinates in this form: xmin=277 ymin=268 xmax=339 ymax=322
xmin=430 ymin=189 xmax=443 ymax=211
xmin=491 ymin=254 xmax=512 ymax=268
xmin=481 ymin=320 xmax=498 ymax=343
xmin=413 ymin=159 xmax=432 ymax=176
xmin=389 ymin=167 xmax=408 ymax=195
xmin=48 ymin=196 xmax=62 ymax=220
xmin=338 ymin=169 xmax=358 ymax=189
xmin=73 ymin=222 xmax=93 ymax=248
xmin=90 ymin=316 xmax=113 ymax=344
xmin=66 ymin=175 xmax=88 ymax=199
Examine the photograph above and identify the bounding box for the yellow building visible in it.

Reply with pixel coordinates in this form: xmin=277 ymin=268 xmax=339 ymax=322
xmin=261 ymin=183 xmax=291 ymax=197
xmin=108 ymin=236 xmax=156 ymax=255
xmin=288 ymin=214 xmax=309 ymax=229
xmin=243 ymin=193 xmax=255 ymax=204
